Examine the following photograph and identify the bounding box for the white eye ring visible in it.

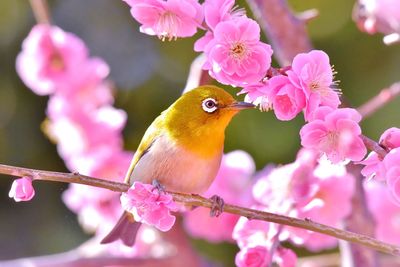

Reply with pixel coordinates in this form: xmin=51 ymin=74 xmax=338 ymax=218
xmin=202 ymin=98 xmax=218 ymax=113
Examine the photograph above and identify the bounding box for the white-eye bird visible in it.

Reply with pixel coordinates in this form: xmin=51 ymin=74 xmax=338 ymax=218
xmin=101 ymin=85 xmax=254 ymax=246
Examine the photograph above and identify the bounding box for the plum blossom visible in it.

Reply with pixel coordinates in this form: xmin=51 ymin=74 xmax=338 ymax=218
xmin=235 ymin=245 xmax=269 ymax=267
xmin=300 ymin=107 xmax=366 ymax=164
xmin=184 ymin=150 xmax=255 ymax=243
xmin=353 ymin=0 xmax=400 ymax=39
xmin=381 ymin=148 xmax=400 ymax=205
xmin=194 ymin=0 xmax=245 ymax=51
xmin=365 ymin=180 xmax=400 ymax=245
xmin=9 ymin=177 xmax=35 ymax=202
xmin=16 ymin=24 xmax=100 ymax=95
xmin=203 ymin=17 xmax=273 ymax=86
xmin=121 ymin=182 xmax=179 ymax=232
xmin=360 ymin=127 xmax=400 ymax=182
xmin=124 ymin=0 xmax=203 ymax=41
xmin=238 ymin=82 xmax=272 ymax=111
xmin=287 ymin=50 xmax=340 ymax=120
xmin=268 ymin=75 xmax=306 ymax=121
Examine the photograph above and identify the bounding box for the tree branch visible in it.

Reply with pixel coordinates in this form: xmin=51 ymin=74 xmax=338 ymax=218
xmin=1 ymin=163 xmax=399 ymax=256
xmin=29 ymin=0 xmax=51 ymax=24
xmin=245 ymin=0 xmax=313 ymax=65
xmin=357 ymin=82 xmax=400 ymax=119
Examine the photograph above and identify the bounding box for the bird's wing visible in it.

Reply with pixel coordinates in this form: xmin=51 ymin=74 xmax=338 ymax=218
xmin=123 ymin=113 xmax=165 ymax=184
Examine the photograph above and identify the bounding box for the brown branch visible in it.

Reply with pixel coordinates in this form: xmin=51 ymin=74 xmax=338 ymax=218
xmin=1 ymin=164 xmax=400 ymax=256
xmin=357 ymin=82 xmax=400 ymax=119
xmin=245 ymin=0 xmax=313 ymax=65
xmin=29 ymin=0 xmax=51 ymax=24
xmin=360 ymin=135 xmax=388 ymax=159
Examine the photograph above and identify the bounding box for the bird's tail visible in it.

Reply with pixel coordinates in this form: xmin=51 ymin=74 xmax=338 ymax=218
xmin=101 ymin=212 xmax=141 ymax=246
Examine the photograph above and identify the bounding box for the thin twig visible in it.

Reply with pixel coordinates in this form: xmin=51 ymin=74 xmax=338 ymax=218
xmin=1 ymin=164 xmax=399 ymax=256
xmin=360 ymin=135 xmax=388 ymax=159
xmin=245 ymin=0 xmax=313 ymax=65
xmin=29 ymin=0 xmax=51 ymax=24
xmin=357 ymin=82 xmax=400 ymax=119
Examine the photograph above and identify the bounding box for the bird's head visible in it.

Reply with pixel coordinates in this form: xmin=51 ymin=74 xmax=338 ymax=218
xmin=163 ymin=85 xmax=254 ymax=157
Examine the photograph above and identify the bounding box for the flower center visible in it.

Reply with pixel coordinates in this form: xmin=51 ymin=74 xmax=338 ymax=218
xmin=156 ymin=11 xmax=180 ymax=41
xmin=49 ymin=52 xmax=65 ymax=71
xmin=230 ymin=42 xmax=248 ymax=60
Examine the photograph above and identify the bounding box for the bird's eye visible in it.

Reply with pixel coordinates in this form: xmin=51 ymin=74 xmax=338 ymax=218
xmin=202 ymin=98 xmax=218 ymax=113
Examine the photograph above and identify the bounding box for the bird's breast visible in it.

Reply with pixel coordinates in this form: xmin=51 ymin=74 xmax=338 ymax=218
xmin=130 ymin=134 xmax=223 ymax=194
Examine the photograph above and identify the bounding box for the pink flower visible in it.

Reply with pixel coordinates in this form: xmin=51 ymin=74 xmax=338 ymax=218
xmin=203 ymin=17 xmax=273 ymax=86
xmin=121 ymin=182 xmax=179 ymax=232
xmin=359 ymin=127 xmax=400 ymax=181
xmin=275 ymin=248 xmax=297 ymax=267
xmin=194 ymin=0 xmax=245 ymax=52
xmin=203 ymin=0 xmax=243 ymax=30
xmin=62 ymin=150 xmax=132 ymax=233
xmin=287 ymin=50 xmax=340 ymax=120
xmin=9 ymin=177 xmax=35 ymax=202
xmin=124 ymin=0 xmax=203 ymax=41
xmin=269 ymin=75 xmax=306 ymax=121
xmin=16 ymin=24 xmax=90 ymax=95
xmin=184 ymin=150 xmax=255 ymax=242
xmin=238 ymin=82 xmax=272 ymax=111
xmin=235 ymin=245 xmax=269 ymax=267
xmin=365 ymin=180 xmax=400 ymax=245
xmin=233 ymin=216 xmax=270 ymax=249
xmin=379 ymin=127 xmax=400 ymax=149
xmin=287 ymin=164 xmax=355 ymax=251
xmin=382 ymin=148 xmax=400 ymax=205
xmin=300 ymin=107 xmax=366 ymax=163
xmin=354 ymin=0 xmax=400 ymax=35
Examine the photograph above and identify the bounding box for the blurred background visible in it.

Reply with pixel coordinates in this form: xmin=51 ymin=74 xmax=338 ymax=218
xmin=0 ymin=0 xmax=399 ymax=265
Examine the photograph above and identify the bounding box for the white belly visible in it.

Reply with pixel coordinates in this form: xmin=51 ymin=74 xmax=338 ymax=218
xmin=130 ymin=134 xmax=222 ymax=194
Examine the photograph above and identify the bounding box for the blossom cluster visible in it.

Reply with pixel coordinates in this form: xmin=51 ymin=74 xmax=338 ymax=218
xmin=16 ymin=24 xmax=134 ymax=250
xmin=360 ymin=128 xmax=400 ymax=205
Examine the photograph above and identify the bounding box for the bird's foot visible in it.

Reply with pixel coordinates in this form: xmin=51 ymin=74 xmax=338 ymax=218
xmin=209 ymin=195 xmax=224 ymax=217
xmin=152 ymin=179 xmax=165 ymax=194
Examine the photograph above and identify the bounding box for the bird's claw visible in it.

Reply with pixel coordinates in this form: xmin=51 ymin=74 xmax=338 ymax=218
xmin=209 ymin=195 xmax=224 ymax=217
xmin=152 ymin=179 xmax=165 ymax=194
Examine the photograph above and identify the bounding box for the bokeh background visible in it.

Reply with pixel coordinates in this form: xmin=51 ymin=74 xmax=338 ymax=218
xmin=0 ymin=0 xmax=399 ymax=265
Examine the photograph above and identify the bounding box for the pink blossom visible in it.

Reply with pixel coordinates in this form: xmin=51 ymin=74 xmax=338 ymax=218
xmin=359 ymin=128 xmax=400 ymax=181
xmin=365 ymin=180 xmax=400 ymax=245
xmin=235 ymin=245 xmax=269 ymax=267
xmin=275 ymin=248 xmax=297 ymax=267
xmin=287 ymin=50 xmax=340 ymax=120
xmin=269 ymin=75 xmax=306 ymax=121
xmin=238 ymin=82 xmax=272 ymax=111
xmin=124 ymin=0 xmax=203 ymax=41
xmin=382 ymin=148 xmax=400 ymax=205
xmin=300 ymin=107 xmax=367 ymax=164
xmin=62 ymin=150 xmax=132 ymax=233
xmin=379 ymin=127 xmax=400 ymax=149
xmin=203 ymin=17 xmax=273 ymax=86
xmin=288 ymin=167 xmax=355 ymax=251
xmin=9 ymin=177 xmax=35 ymax=202
xmin=233 ymin=216 xmax=270 ymax=249
xmin=121 ymin=182 xmax=179 ymax=232
xmin=16 ymin=24 xmax=91 ymax=95
xmin=184 ymin=150 xmax=255 ymax=242
xmin=354 ymin=0 xmax=400 ymax=35
xmin=194 ymin=0 xmax=245 ymax=52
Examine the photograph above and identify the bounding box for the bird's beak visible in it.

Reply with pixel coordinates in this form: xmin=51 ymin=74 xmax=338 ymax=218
xmin=227 ymin=101 xmax=256 ymax=110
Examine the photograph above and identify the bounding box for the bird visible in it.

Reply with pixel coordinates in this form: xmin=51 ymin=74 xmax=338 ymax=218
xmin=101 ymin=85 xmax=254 ymax=246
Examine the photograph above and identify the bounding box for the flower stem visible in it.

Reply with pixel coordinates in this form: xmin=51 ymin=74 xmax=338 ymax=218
xmin=1 ymin=163 xmax=399 ymax=256
xmin=29 ymin=0 xmax=51 ymax=24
